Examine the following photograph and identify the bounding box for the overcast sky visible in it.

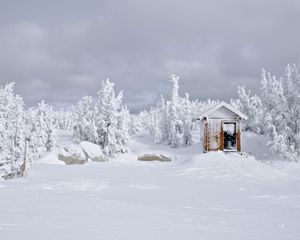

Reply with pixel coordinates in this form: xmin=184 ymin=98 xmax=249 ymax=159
xmin=0 ymin=0 xmax=299 ymax=110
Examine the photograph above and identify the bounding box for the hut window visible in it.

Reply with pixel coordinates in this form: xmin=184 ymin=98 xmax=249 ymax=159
xmin=223 ymin=122 xmax=237 ymax=151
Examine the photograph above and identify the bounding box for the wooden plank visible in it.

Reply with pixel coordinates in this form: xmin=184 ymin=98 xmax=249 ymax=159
xmin=220 ymin=123 xmax=224 ymax=151
xmin=207 ymin=120 xmax=221 ymax=151
xmin=204 ymin=122 xmax=208 ymax=152
xmin=236 ymin=122 xmax=241 ymax=152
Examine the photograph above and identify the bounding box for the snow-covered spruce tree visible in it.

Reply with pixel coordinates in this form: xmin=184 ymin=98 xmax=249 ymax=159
xmin=129 ymin=112 xmax=148 ymax=136
xmin=56 ymin=109 xmax=74 ymax=131
xmin=159 ymin=95 xmax=170 ymax=143
xmin=72 ymin=96 xmax=94 ymax=142
xmin=167 ymin=74 xmax=181 ymax=148
xmin=261 ymin=69 xmax=289 ymax=158
xmin=182 ymin=93 xmax=193 ymax=146
xmin=284 ymin=63 xmax=300 ymax=157
xmin=0 ymin=83 xmax=27 ymax=179
xmin=86 ymin=118 xmax=99 ymax=144
xmin=116 ymin=106 xmax=130 ymax=152
xmin=232 ymin=86 xmax=264 ymax=134
xmin=26 ymin=101 xmax=57 ymax=160
xmin=128 ymin=110 xmax=152 ymax=137
xmin=260 ymin=66 xmax=299 ymax=160
xmin=24 ymin=108 xmax=41 ymax=161
xmin=39 ymin=101 xmax=57 ymax=152
xmin=94 ymin=79 xmax=130 ymax=155
xmin=148 ymin=95 xmax=170 ymax=144
xmin=149 ymin=106 xmax=163 ymax=144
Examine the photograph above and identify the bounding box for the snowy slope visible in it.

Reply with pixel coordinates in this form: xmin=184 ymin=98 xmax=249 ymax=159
xmin=0 ymin=131 xmax=300 ymax=240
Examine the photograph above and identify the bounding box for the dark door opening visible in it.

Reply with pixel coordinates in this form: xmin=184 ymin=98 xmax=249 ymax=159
xmin=223 ymin=122 xmax=237 ymax=151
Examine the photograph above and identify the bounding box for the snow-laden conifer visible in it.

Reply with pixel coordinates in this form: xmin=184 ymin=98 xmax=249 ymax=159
xmin=95 ymin=79 xmax=129 ymax=155
xmin=72 ymin=96 xmax=94 ymax=142
xmin=167 ymin=74 xmax=180 ymax=148
xmin=233 ymin=86 xmax=264 ymax=134
xmin=0 ymin=83 xmax=27 ymax=178
xmin=182 ymin=93 xmax=193 ymax=146
xmin=56 ymin=109 xmax=74 ymax=131
xmin=26 ymin=100 xmax=57 ymax=160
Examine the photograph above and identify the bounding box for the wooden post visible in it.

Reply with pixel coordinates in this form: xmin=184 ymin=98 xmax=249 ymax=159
xmin=236 ymin=122 xmax=241 ymax=152
xmin=220 ymin=122 xmax=224 ymax=151
xmin=204 ymin=122 xmax=208 ymax=152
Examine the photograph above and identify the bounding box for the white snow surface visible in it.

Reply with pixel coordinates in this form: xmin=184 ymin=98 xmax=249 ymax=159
xmin=1 ymin=131 xmax=300 ymax=240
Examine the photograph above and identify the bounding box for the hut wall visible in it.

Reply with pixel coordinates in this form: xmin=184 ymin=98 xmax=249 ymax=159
xmin=203 ymin=119 xmax=222 ymax=152
xmin=203 ymin=119 xmax=241 ymax=152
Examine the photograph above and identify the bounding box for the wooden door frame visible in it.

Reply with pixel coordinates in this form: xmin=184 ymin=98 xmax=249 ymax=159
xmin=221 ymin=120 xmax=238 ymax=152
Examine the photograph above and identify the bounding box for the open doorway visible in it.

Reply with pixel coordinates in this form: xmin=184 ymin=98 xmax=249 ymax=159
xmin=223 ymin=122 xmax=237 ymax=151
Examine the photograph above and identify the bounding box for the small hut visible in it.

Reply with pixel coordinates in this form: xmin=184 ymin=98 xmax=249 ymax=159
xmin=199 ymin=101 xmax=248 ymax=153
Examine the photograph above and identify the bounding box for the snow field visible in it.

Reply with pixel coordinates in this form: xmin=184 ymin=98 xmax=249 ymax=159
xmin=0 ymin=132 xmax=300 ymax=240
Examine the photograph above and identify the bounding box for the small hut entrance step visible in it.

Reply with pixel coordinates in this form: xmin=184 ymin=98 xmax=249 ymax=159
xmin=199 ymin=101 xmax=248 ymax=153
xmin=223 ymin=122 xmax=237 ymax=151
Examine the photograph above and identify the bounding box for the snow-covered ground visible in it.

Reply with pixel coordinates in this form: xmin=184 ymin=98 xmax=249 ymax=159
xmin=1 ymin=131 xmax=300 ymax=240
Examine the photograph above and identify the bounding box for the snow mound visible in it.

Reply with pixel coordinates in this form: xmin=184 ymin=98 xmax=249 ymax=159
xmin=242 ymin=132 xmax=280 ymax=160
xmin=37 ymin=152 xmax=64 ymax=165
xmin=177 ymin=152 xmax=288 ymax=182
xmin=79 ymin=141 xmax=106 ymax=162
xmin=58 ymin=144 xmax=86 ymax=165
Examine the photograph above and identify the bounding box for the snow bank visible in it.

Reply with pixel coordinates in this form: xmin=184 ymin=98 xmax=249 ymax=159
xmin=242 ymin=132 xmax=280 ymax=161
xmin=177 ymin=151 xmax=288 ymax=182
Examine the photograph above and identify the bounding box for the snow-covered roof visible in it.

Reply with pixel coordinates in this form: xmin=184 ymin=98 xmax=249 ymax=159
xmin=200 ymin=101 xmax=248 ymax=120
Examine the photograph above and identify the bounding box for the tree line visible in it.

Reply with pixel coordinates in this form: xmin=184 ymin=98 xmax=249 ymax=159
xmin=1 ymin=60 xmax=299 ymax=179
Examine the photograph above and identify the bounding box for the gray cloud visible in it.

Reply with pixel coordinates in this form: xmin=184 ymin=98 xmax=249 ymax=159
xmin=0 ymin=0 xmax=300 ymax=110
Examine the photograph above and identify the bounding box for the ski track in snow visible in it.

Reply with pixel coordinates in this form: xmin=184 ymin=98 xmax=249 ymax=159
xmin=0 ymin=131 xmax=300 ymax=240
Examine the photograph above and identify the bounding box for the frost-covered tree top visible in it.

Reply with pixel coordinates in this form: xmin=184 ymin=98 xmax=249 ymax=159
xmin=169 ymin=74 xmax=180 ymax=106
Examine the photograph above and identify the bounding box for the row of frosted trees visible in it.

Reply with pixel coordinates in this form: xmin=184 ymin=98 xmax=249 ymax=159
xmin=233 ymin=62 xmax=300 ymax=160
xmin=130 ymin=74 xmax=218 ymax=148
xmin=0 ymin=83 xmax=57 ymax=179
xmin=2 ymin=61 xmax=299 ymax=179
xmin=59 ymin=75 xmax=218 ymax=151
xmin=0 ymin=79 xmax=131 ymax=179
